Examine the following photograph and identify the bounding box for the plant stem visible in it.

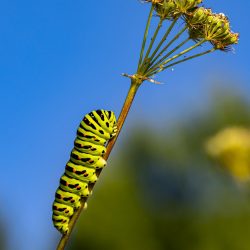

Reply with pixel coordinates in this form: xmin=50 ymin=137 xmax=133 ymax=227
xmin=147 ymin=37 xmax=190 ymax=76
xmin=104 ymin=80 xmax=141 ymax=159
xmin=147 ymin=39 xmax=206 ymax=76
xmin=139 ymin=18 xmax=164 ymax=73
xmin=148 ymin=18 xmax=178 ymax=63
xmin=163 ymin=47 xmax=216 ymax=70
xmin=138 ymin=6 xmax=154 ymax=70
xmin=164 ymin=39 xmax=206 ymax=65
xmin=149 ymin=25 xmax=188 ymax=67
xmin=56 ymin=77 xmax=142 ymax=250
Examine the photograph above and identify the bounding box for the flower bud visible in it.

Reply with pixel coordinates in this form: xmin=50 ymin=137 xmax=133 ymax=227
xmin=226 ymin=32 xmax=239 ymax=44
xmin=186 ymin=7 xmax=211 ymax=40
xmin=174 ymin=0 xmax=203 ymax=14
xmin=205 ymin=13 xmax=230 ymax=40
xmin=189 ymin=7 xmax=211 ymax=24
xmin=154 ymin=0 xmax=176 ymax=19
xmin=213 ymin=32 xmax=239 ymax=51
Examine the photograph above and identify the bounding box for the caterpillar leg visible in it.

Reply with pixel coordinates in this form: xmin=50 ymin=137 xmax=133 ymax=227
xmin=111 ymin=125 xmax=118 ymax=138
xmin=83 ymin=202 xmax=88 ymax=210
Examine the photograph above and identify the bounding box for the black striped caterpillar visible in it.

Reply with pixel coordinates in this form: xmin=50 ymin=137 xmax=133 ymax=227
xmin=52 ymin=110 xmax=117 ymax=234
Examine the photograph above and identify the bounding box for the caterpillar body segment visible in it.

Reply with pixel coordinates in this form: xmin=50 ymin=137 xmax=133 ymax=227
xmin=60 ymin=174 xmax=90 ymax=197
xmin=77 ymin=127 xmax=106 ymax=146
xmin=65 ymin=161 xmax=98 ymax=184
xmin=90 ymin=110 xmax=116 ymax=134
xmin=74 ymin=138 xmax=107 ymax=155
xmin=52 ymin=214 xmax=70 ymax=234
xmin=55 ymin=188 xmax=81 ymax=208
xmin=80 ymin=109 xmax=117 ymax=140
xmin=80 ymin=117 xmax=111 ymax=140
xmin=70 ymin=149 xmax=107 ymax=168
xmin=52 ymin=214 xmax=70 ymax=225
xmin=53 ymin=202 xmax=74 ymax=217
xmin=52 ymin=110 xmax=117 ymax=234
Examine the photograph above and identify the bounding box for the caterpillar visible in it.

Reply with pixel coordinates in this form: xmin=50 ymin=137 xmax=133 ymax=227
xmin=52 ymin=110 xmax=117 ymax=234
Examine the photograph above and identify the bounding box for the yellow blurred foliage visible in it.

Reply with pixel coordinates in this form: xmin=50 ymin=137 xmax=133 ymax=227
xmin=206 ymin=127 xmax=250 ymax=182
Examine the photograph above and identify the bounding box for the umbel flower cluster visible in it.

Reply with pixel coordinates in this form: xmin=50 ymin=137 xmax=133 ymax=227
xmin=134 ymin=0 xmax=239 ymax=81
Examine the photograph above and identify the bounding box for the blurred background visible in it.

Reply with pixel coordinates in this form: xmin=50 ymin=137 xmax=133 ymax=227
xmin=0 ymin=0 xmax=250 ymax=250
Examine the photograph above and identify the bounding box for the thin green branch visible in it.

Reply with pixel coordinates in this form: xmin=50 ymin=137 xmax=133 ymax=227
xmin=137 ymin=6 xmax=154 ymax=70
xmin=163 ymin=47 xmax=216 ymax=70
xmin=148 ymin=17 xmax=178 ymax=64
xmin=149 ymin=24 xmax=188 ymax=67
xmin=139 ymin=18 xmax=164 ymax=73
xmin=148 ymin=37 xmax=190 ymax=75
xmin=162 ymin=39 xmax=207 ymax=66
xmin=56 ymin=78 xmax=142 ymax=250
xmin=147 ymin=39 xmax=207 ymax=76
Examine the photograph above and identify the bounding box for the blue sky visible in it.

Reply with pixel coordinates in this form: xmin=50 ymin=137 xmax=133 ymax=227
xmin=0 ymin=1 xmax=249 ymax=249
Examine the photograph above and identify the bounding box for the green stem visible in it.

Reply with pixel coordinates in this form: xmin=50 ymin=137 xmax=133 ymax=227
xmin=137 ymin=6 xmax=154 ymax=70
xmin=56 ymin=78 xmax=142 ymax=250
xmin=163 ymin=39 xmax=207 ymax=66
xmin=148 ymin=18 xmax=178 ymax=64
xmin=147 ymin=39 xmax=207 ymax=76
xmin=149 ymin=25 xmax=188 ymax=67
xmin=139 ymin=18 xmax=164 ymax=73
xmin=148 ymin=37 xmax=190 ymax=75
xmin=163 ymin=47 xmax=216 ymax=70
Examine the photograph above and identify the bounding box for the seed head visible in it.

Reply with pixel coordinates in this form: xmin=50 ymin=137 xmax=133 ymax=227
xmin=186 ymin=7 xmax=212 ymax=40
xmin=187 ymin=7 xmax=211 ymax=25
xmin=152 ymin=0 xmax=203 ymax=19
xmin=204 ymin=13 xmax=239 ymax=50
xmin=139 ymin=0 xmax=239 ymax=76
xmin=212 ymin=31 xmax=239 ymax=51
xmin=204 ymin=13 xmax=230 ymax=40
xmin=153 ymin=0 xmax=177 ymax=19
xmin=185 ymin=8 xmax=239 ymax=50
xmin=174 ymin=0 xmax=203 ymax=14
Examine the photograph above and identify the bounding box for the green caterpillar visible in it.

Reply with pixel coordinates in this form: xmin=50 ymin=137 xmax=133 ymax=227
xmin=52 ymin=110 xmax=117 ymax=234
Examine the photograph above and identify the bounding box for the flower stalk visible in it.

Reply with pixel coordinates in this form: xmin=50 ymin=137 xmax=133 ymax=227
xmin=138 ymin=6 xmax=154 ymax=68
xmin=148 ymin=17 xmax=178 ymax=63
xmin=149 ymin=24 xmax=188 ymax=68
xmin=147 ymin=38 xmax=206 ymax=76
xmin=163 ymin=47 xmax=216 ymax=69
